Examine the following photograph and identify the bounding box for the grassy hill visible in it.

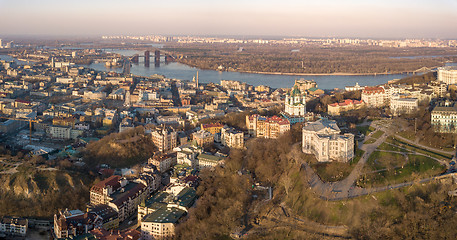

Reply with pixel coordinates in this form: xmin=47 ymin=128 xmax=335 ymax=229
xmin=0 ymin=168 xmax=94 ymax=218
xmin=83 ymin=126 xmax=156 ymax=168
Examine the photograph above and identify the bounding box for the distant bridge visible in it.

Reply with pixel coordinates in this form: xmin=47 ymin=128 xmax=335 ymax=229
xmin=129 ymin=50 xmax=180 ymax=66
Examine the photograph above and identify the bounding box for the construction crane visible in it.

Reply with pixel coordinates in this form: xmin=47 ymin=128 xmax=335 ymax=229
xmin=0 ymin=116 xmax=39 ymax=145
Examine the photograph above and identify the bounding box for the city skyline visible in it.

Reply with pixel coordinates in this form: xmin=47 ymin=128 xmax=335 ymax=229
xmin=0 ymin=0 xmax=457 ymax=38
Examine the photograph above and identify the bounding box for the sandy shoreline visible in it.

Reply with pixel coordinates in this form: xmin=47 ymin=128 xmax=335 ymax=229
xmin=235 ymin=70 xmax=407 ymax=76
xmin=179 ymin=62 xmax=408 ymax=76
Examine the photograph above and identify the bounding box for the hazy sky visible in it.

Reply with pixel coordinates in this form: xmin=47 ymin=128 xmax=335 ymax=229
xmin=1 ymin=0 xmax=457 ymax=38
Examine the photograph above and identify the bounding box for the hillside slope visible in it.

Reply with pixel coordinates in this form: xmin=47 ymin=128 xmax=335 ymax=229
xmin=0 ymin=169 xmax=93 ymax=218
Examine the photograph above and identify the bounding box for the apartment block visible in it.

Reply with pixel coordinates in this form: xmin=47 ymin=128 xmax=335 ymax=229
xmin=221 ymin=126 xmax=244 ymax=149
xmin=246 ymin=115 xmax=290 ymax=139
xmin=150 ymin=125 xmax=177 ymax=152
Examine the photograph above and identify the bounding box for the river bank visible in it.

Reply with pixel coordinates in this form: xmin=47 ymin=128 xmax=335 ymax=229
xmin=177 ymin=61 xmax=425 ymax=76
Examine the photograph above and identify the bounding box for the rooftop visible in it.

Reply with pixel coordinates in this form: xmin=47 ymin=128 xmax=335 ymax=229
xmin=143 ymin=207 xmax=186 ymax=224
xmin=91 ymin=175 xmax=121 ymax=194
xmin=197 ymin=153 xmax=225 ymax=163
xmin=303 ymin=119 xmax=340 ymax=133
xmin=110 ymin=182 xmax=146 ymax=206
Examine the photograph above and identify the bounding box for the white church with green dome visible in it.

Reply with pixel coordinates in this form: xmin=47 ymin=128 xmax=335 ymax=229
xmin=282 ymin=85 xmax=307 ymax=124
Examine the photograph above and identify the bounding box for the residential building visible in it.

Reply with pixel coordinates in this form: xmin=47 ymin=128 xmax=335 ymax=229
xmin=196 ymin=153 xmax=225 ymax=169
xmin=174 ymin=145 xmax=224 ymax=169
xmin=361 ymin=86 xmax=388 ymax=107
xmin=138 ymin=187 xmax=197 ymax=223
xmin=148 ymin=152 xmax=177 ymax=173
xmin=201 ymin=123 xmax=224 ymax=134
xmin=141 ymin=207 xmax=186 ymax=240
xmin=438 ymin=66 xmax=457 ymax=85
xmin=192 ymin=130 xmax=214 ymax=147
xmin=119 ymin=118 xmax=134 ymax=133
xmin=48 ymin=125 xmax=71 ymax=139
xmin=87 ymin=204 xmax=119 ymax=230
xmin=327 ymin=99 xmax=365 ymax=115
xmin=106 ymin=181 xmax=149 ymax=222
xmin=175 ymin=145 xmax=201 ymax=169
xmin=90 ymin=175 xmax=122 ymax=206
xmin=429 ymin=81 xmax=448 ymax=97
xmin=150 ymin=125 xmax=177 ymax=152
xmin=431 ymin=100 xmax=457 ymax=133
xmin=52 ymin=117 xmax=76 ymax=127
xmin=220 ymin=80 xmax=248 ymax=91
xmin=0 ymin=216 xmax=28 ymax=237
xmin=89 ymin=175 xmax=153 ymax=222
xmin=221 ymin=126 xmax=244 ymax=148
xmin=246 ymin=115 xmax=290 ymax=139
xmin=255 ymin=85 xmax=271 ymax=92
xmin=0 ymin=119 xmax=27 ymax=134
xmin=389 ymin=94 xmax=419 ymax=116
xmin=302 ymin=119 xmax=354 ymax=162
xmin=294 ymin=79 xmax=317 ymax=93
xmin=53 ymin=209 xmax=102 ymax=239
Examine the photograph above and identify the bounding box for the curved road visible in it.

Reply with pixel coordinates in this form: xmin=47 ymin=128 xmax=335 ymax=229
xmin=301 ymin=119 xmax=455 ymax=201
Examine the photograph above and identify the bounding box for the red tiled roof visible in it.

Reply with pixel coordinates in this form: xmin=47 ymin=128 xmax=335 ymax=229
xmin=267 ymin=116 xmax=290 ymax=125
xmin=91 ymin=175 xmax=121 ymax=193
xmin=363 ymin=86 xmax=384 ymax=94
xmin=15 ymin=99 xmax=31 ymax=104
xmin=329 ymin=99 xmax=364 ymax=107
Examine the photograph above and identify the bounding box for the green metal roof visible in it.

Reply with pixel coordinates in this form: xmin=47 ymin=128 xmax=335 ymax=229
xmin=290 ymin=86 xmax=301 ymax=96
xmin=197 ymin=153 xmax=224 ymax=163
xmin=143 ymin=207 xmax=186 ymax=223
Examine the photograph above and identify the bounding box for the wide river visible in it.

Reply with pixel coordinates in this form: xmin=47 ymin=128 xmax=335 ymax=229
xmin=0 ymin=49 xmax=422 ymax=90
xmin=90 ymin=49 xmax=413 ymax=90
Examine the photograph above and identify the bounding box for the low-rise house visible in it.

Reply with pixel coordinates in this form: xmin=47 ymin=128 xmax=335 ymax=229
xmin=192 ymin=130 xmax=214 ymax=147
xmin=148 ymin=152 xmax=177 ymax=173
xmin=53 ymin=209 xmax=102 ymax=239
xmin=175 ymin=145 xmax=200 ymax=169
xmin=197 ymin=153 xmax=225 ymax=169
xmin=0 ymin=216 xmax=28 ymax=237
xmin=201 ymin=123 xmax=224 ymax=134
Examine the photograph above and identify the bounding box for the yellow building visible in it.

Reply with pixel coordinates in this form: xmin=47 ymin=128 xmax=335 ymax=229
xmin=52 ymin=117 xmax=76 ymax=127
xmin=201 ymin=123 xmax=224 ymax=134
xmin=327 ymin=99 xmax=365 ymax=116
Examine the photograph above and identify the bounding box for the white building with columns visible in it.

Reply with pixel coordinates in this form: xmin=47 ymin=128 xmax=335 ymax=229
xmin=302 ymin=119 xmax=354 ymax=162
xmin=438 ymin=66 xmax=457 ymax=85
